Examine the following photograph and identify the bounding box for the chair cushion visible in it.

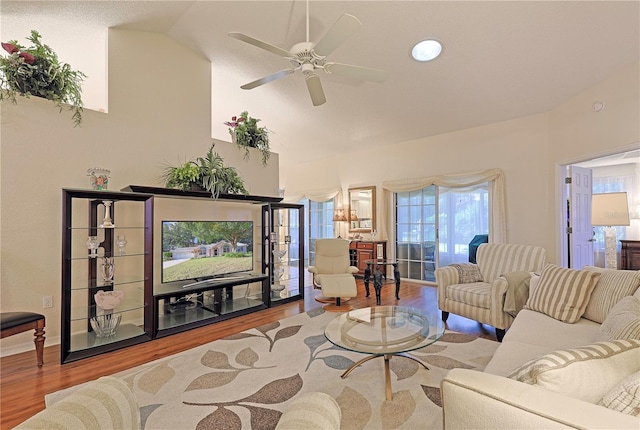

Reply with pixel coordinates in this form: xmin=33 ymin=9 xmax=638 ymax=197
xmin=446 ymin=282 xmax=491 ymax=309
xmin=476 ymin=243 xmax=546 ymax=283
xmin=0 ymin=312 xmax=45 ymax=330
xmin=524 ymin=264 xmax=600 ymax=323
xmin=582 ymin=266 xmax=640 ymax=323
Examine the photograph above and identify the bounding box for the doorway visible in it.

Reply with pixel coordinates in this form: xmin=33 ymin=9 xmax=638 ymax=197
xmin=560 ymin=148 xmax=639 ymax=268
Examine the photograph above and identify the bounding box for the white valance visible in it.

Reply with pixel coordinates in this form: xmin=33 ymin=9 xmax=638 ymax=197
xmin=381 ymin=168 xmax=507 ymax=243
xmin=283 ymin=188 xmax=343 ymax=204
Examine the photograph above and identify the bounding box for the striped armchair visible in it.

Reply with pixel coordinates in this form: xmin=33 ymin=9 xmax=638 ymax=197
xmin=435 ymin=243 xmax=546 ymax=341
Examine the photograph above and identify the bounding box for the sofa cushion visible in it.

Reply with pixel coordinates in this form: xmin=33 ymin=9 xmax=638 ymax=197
xmin=524 ymin=264 xmax=600 ymax=323
xmin=598 ymin=370 xmax=640 ymax=416
xmin=582 ymin=266 xmax=640 ymax=323
xmin=483 ymin=309 xmax=601 ymax=377
xmin=598 ymin=296 xmax=640 ymax=341
xmin=450 ymin=263 xmax=483 ymax=283
xmin=507 ymin=339 xmax=640 ymax=404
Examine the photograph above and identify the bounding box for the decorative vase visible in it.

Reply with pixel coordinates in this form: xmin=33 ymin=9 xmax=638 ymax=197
xmin=116 ymin=235 xmax=127 ymax=256
xmin=86 ymin=236 xmax=100 ymax=258
xmin=100 ymin=257 xmax=115 ymax=283
xmin=87 ymin=168 xmax=110 ymax=190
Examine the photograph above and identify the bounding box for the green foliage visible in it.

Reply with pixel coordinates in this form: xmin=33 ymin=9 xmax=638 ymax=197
xmin=230 ymin=111 xmax=271 ymax=166
xmin=162 ymin=221 xmax=253 ymax=253
xmin=195 ymin=144 xmax=248 ymax=198
xmin=0 ymin=30 xmax=85 ymax=126
xmin=161 ymin=144 xmax=248 ymax=199
xmin=162 ymin=161 xmax=200 ymax=191
xmin=224 ymin=252 xmax=251 ymax=258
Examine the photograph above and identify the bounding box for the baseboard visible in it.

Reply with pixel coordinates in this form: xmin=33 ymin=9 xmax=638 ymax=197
xmin=0 ymin=335 xmax=61 ymax=358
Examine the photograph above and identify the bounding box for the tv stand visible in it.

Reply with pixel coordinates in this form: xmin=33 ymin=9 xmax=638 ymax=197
xmin=155 ymin=273 xmax=268 ymax=337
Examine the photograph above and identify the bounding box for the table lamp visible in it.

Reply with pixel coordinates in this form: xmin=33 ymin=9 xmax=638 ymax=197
xmin=333 ymin=208 xmax=347 ymax=238
xmin=591 ymin=192 xmax=630 ymax=269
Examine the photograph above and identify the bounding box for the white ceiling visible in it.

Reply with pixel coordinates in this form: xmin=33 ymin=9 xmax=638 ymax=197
xmin=2 ymin=1 xmax=639 ymax=167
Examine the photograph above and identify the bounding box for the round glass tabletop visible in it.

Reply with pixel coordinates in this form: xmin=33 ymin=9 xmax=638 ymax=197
xmin=324 ymin=306 xmax=445 ymax=355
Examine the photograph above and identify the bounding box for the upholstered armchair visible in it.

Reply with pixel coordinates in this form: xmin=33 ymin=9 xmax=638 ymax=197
xmin=435 ymin=243 xmax=546 ymax=341
xmin=308 ymin=239 xmax=359 ymax=311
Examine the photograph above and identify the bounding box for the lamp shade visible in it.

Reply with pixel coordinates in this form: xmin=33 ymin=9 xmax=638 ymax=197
xmin=332 ymin=209 xmax=347 ymax=222
xmin=591 ymin=192 xmax=630 ymax=226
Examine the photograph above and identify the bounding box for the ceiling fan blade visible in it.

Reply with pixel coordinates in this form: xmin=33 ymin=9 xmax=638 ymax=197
xmin=325 ymin=62 xmax=389 ymax=83
xmin=240 ymin=69 xmax=296 ymax=90
xmin=305 ymin=74 xmax=326 ymax=106
xmin=229 ymin=32 xmax=291 ymax=57
xmin=312 ymin=13 xmax=362 ymax=57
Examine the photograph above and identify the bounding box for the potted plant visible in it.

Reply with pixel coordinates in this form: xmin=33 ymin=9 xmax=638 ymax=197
xmin=0 ymin=30 xmax=86 ymax=126
xmin=161 ymin=144 xmax=248 ymax=198
xmin=225 ymin=111 xmax=271 ymax=166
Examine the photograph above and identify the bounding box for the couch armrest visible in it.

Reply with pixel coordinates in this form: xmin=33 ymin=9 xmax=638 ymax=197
xmin=435 ymin=266 xmax=460 ymax=310
xmin=441 ymin=369 xmax=639 ymax=430
xmin=15 ymin=376 xmax=140 ymax=430
xmin=489 ymin=276 xmax=514 ymax=330
xmin=276 ymin=392 xmax=341 ymax=430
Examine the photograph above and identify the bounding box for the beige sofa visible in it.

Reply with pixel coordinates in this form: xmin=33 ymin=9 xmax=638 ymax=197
xmin=16 ymin=377 xmax=340 ymax=430
xmin=441 ymin=265 xmax=640 ymax=429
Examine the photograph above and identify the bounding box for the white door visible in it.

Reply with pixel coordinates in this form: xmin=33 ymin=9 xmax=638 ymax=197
xmin=568 ymin=166 xmax=594 ymax=269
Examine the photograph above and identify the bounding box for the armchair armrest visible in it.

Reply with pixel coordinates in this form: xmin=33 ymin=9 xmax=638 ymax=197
xmin=347 ymin=266 xmax=358 ymax=275
xmin=435 ymin=266 xmax=460 ymax=309
xmin=308 ymin=266 xmax=318 ymax=274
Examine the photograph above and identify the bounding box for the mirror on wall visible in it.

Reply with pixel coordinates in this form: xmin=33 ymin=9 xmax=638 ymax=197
xmin=348 ymin=186 xmax=376 ymax=233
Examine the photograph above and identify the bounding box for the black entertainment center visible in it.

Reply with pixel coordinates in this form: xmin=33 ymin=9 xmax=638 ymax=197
xmin=60 ymin=186 xmax=304 ymax=363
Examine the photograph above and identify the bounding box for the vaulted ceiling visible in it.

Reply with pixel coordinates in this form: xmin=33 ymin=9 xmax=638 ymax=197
xmin=2 ymin=1 xmax=639 ymax=167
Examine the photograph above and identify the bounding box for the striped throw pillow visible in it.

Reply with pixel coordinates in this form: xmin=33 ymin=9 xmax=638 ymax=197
xmin=598 ymin=296 xmax=640 ymax=341
xmin=598 ymin=370 xmax=640 ymax=416
xmin=508 ymin=339 xmax=640 ymax=404
xmin=582 ymin=267 xmax=640 ymax=323
xmin=524 ymin=264 xmax=600 ymax=323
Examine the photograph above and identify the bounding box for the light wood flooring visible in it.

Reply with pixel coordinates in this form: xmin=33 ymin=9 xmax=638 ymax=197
xmin=0 ymin=281 xmax=497 ymax=429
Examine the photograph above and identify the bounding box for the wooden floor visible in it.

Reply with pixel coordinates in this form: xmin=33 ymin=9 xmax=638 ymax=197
xmin=0 ymin=281 xmax=497 ymax=429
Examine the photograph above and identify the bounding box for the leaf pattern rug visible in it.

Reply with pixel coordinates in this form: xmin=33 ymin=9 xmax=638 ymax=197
xmin=50 ymin=308 xmax=499 ymax=429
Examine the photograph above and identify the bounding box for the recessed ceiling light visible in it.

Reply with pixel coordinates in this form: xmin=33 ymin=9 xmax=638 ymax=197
xmin=411 ymin=39 xmax=442 ymax=62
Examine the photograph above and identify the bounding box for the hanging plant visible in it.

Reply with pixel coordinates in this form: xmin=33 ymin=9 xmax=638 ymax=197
xmin=0 ymin=30 xmax=86 ymax=126
xmin=225 ymin=111 xmax=270 ymax=166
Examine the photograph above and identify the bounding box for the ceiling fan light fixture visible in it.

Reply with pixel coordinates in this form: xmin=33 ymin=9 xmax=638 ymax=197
xmin=411 ymin=39 xmax=442 ymax=62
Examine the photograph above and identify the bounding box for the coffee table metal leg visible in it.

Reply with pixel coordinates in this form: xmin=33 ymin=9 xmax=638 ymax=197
xmin=341 ymin=353 xmax=429 ymax=401
xmin=384 ymin=354 xmax=392 ymax=400
xmin=340 ymin=354 xmax=380 ymax=379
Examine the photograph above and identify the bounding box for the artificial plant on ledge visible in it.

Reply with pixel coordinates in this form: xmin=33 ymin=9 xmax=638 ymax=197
xmin=161 ymin=144 xmax=248 ymax=199
xmin=225 ymin=111 xmax=271 ymax=166
xmin=0 ymin=30 xmax=85 ymax=126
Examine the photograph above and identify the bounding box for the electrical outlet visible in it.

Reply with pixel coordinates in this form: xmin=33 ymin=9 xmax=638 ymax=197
xmin=42 ymin=296 xmax=53 ymax=309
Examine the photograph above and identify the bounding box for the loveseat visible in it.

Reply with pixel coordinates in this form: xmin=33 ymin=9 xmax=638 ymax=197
xmin=441 ymin=264 xmax=640 ymax=429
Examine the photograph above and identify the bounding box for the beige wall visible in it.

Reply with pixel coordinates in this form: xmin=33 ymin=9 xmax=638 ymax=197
xmin=0 ymin=29 xmax=279 ymax=354
xmin=280 ymin=61 xmax=640 ymax=266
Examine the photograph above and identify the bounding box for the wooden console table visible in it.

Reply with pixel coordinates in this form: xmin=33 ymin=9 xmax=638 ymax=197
xmin=620 ymin=240 xmax=640 ymax=270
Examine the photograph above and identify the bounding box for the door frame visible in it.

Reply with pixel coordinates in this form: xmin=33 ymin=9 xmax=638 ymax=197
xmin=556 ymin=143 xmax=639 ymax=267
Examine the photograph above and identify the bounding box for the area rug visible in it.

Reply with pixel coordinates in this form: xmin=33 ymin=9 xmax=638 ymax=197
xmin=49 ymin=308 xmax=499 ymax=429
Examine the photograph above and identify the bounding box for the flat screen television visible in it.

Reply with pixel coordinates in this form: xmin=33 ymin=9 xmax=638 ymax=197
xmin=161 ymin=220 xmax=254 ymax=283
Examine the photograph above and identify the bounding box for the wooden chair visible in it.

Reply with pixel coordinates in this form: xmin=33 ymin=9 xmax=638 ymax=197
xmin=1 ymin=312 xmax=45 ymax=367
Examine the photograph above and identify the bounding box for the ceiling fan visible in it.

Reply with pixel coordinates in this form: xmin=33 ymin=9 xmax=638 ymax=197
xmin=228 ymin=3 xmax=389 ymax=107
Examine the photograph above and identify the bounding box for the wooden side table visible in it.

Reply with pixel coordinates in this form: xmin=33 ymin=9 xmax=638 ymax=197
xmin=620 ymin=240 xmax=640 ymax=270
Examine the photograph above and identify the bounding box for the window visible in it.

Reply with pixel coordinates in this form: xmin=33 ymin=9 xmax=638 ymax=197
xmin=302 ymin=199 xmax=334 ymax=266
xmin=395 ymin=183 xmax=488 ymax=281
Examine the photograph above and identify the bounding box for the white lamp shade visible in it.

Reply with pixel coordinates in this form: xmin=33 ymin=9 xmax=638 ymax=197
xmin=591 ymin=192 xmax=630 ymax=226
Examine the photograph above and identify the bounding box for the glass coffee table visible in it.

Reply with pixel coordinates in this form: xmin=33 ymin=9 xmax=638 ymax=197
xmin=324 ymin=306 xmax=445 ymax=400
